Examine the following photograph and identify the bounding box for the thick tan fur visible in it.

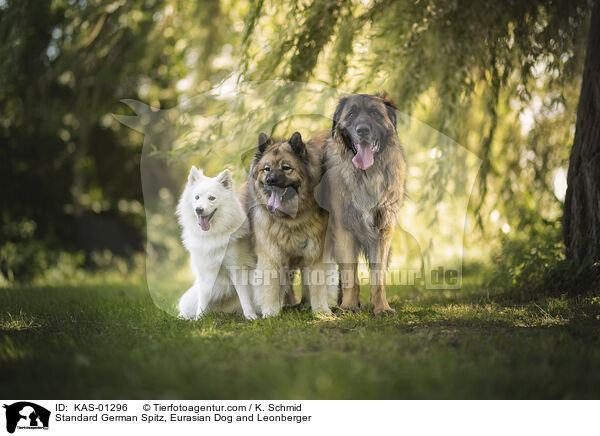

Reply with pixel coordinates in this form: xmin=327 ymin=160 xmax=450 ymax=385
xmin=245 ymin=133 xmax=335 ymax=317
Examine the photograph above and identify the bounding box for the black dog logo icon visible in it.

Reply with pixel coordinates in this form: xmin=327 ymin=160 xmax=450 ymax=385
xmin=3 ymin=402 xmax=50 ymax=433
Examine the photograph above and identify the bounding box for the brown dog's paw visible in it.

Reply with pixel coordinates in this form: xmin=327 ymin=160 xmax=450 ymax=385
xmin=373 ymin=306 xmax=396 ymax=316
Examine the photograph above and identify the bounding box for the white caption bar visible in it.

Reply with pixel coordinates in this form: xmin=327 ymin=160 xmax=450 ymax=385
xmin=1 ymin=400 xmax=597 ymax=436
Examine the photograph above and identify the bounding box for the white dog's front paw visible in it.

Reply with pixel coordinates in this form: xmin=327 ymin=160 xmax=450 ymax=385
xmin=178 ymin=311 xmax=195 ymax=320
xmin=244 ymin=312 xmax=258 ymax=320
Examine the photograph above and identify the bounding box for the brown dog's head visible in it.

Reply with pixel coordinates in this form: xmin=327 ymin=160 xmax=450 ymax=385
xmin=331 ymin=92 xmax=398 ymax=170
xmin=250 ymin=131 xmax=311 ymax=218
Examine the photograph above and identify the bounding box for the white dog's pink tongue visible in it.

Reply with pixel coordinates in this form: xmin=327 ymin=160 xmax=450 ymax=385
xmin=267 ymin=191 xmax=282 ymax=213
xmin=352 ymin=144 xmax=374 ymax=170
xmin=199 ymin=216 xmax=210 ymax=231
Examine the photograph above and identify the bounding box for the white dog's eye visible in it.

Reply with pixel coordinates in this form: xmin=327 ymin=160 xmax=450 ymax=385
xmin=195 ymin=195 xmax=199 ymax=200
xmin=208 ymin=195 xmax=215 ymax=201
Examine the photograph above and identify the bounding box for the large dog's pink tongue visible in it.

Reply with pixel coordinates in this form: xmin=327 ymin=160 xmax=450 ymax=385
xmin=267 ymin=191 xmax=282 ymax=213
xmin=199 ymin=216 xmax=210 ymax=231
xmin=352 ymin=144 xmax=374 ymax=170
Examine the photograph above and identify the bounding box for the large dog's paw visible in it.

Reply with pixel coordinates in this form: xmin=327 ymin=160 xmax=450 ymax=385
xmin=373 ymin=305 xmax=396 ymax=316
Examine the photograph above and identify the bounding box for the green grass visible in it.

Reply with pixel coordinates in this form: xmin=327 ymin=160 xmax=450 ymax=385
xmin=1 ymin=279 xmax=600 ymax=399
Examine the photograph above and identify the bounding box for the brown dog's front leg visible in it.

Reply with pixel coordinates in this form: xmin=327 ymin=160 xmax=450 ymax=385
xmin=332 ymin=225 xmax=361 ymax=312
xmin=368 ymin=227 xmax=395 ymax=315
xmin=338 ymin=262 xmax=360 ymax=312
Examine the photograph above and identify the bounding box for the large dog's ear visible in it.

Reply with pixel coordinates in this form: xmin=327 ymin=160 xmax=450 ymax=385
xmin=331 ymin=97 xmax=348 ymax=136
xmin=188 ymin=166 xmax=202 ymax=183
xmin=258 ymin=132 xmax=272 ymax=153
xmin=378 ymin=91 xmax=398 ymax=132
xmin=288 ymin=131 xmax=306 ymax=158
xmin=216 ymin=169 xmax=232 ymax=190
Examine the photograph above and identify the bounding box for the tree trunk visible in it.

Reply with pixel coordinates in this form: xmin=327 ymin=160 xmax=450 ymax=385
xmin=563 ymin=0 xmax=600 ymax=266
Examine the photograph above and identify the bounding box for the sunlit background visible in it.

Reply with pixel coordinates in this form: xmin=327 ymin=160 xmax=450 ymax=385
xmin=1 ymin=0 xmax=588 ymax=297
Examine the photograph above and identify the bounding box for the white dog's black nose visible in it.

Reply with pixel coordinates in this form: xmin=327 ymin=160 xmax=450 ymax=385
xmin=195 ymin=207 xmax=204 ymax=215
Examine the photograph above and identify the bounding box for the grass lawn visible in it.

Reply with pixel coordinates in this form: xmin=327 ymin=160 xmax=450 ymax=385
xmin=1 ymin=278 xmax=600 ymax=399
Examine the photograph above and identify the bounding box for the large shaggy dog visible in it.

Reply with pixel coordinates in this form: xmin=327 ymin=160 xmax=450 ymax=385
xmin=246 ymin=131 xmax=336 ymax=317
xmin=316 ymin=93 xmax=406 ymax=315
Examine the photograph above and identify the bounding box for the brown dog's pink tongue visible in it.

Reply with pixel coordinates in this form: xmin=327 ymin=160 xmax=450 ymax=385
xmin=267 ymin=191 xmax=282 ymax=213
xmin=199 ymin=216 xmax=210 ymax=231
xmin=352 ymin=144 xmax=374 ymax=170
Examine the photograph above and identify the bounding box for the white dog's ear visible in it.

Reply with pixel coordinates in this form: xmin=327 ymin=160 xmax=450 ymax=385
xmin=188 ymin=166 xmax=202 ymax=183
xmin=216 ymin=169 xmax=232 ymax=190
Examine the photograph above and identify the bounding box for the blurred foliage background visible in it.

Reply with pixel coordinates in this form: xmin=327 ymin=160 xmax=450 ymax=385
xmin=0 ymin=0 xmax=594 ymax=288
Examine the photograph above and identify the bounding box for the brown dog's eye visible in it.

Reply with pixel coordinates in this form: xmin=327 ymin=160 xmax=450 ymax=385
xmin=262 ymin=166 xmax=270 ymax=172
xmin=282 ymin=164 xmax=293 ymax=172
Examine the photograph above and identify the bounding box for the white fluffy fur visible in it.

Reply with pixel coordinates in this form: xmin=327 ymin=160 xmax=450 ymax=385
xmin=177 ymin=167 xmax=258 ymax=320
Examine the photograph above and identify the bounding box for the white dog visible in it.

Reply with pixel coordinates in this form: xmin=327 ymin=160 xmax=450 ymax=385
xmin=177 ymin=167 xmax=258 ymax=320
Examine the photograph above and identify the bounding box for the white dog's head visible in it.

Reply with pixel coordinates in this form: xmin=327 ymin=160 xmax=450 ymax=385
xmin=178 ymin=166 xmax=234 ymax=232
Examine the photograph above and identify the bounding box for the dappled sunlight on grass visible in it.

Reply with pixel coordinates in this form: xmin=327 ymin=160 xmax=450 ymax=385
xmin=0 ymin=310 xmax=41 ymax=331
xmin=189 ymin=326 xmax=234 ymax=339
xmin=307 ymin=312 xmax=338 ymax=323
xmin=397 ymin=299 xmax=573 ymax=328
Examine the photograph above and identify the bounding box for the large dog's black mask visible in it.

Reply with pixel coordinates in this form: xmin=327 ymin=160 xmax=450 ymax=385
xmin=331 ymin=93 xmax=397 ymax=170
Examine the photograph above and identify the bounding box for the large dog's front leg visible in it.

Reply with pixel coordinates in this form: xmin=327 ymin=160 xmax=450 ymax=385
xmin=256 ymin=258 xmax=282 ymax=317
xmin=367 ymin=226 xmax=395 ymax=315
xmin=332 ymin=223 xmax=361 ymax=312
xmin=304 ymin=262 xmax=332 ymax=315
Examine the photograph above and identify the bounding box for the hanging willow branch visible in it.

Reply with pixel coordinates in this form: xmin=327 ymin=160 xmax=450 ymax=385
xmin=473 ymin=57 xmax=503 ymax=229
xmin=239 ymin=0 xmax=264 ymax=77
xmin=286 ymin=0 xmax=345 ymax=82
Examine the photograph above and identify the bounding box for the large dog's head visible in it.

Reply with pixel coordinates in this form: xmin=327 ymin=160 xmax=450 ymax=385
xmin=331 ymin=92 xmax=398 ymax=170
xmin=250 ymin=132 xmax=311 ymax=218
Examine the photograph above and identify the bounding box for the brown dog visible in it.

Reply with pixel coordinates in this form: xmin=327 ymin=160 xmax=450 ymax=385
xmin=316 ymin=93 xmax=406 ymax=314
xmin=246 ymin=131 xmax=337 ymax=317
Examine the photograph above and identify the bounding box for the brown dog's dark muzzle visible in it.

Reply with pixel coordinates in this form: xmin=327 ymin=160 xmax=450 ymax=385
xmin=264 ymin=170 xmax=286 ymax=188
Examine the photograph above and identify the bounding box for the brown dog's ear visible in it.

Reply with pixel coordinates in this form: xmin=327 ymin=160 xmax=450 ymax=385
xmin=288 ymin=131 xmax=306 ymax=157
xmin=331 ymin=96 xmax=348 ymax=136
xmin=258 ymin=132 xmax=272 ymax=153
xmin=377 ymin=91 xmax=398 ymax=132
